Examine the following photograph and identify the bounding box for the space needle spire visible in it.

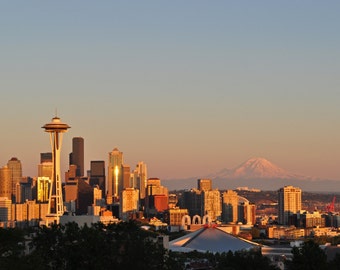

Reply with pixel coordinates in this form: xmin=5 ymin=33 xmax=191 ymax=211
xmin=42 ymin=115 xmax=70 ymax=224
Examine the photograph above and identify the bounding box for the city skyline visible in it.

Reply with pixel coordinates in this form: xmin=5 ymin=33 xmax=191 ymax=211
xmin=1 ymin=2 xmax=340 ymax=183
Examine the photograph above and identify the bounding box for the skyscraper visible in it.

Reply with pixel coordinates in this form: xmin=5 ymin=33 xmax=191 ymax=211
xmin=7 ymin=157 xmax=22 ymax=203
xmin=40 ymin=152 xmax=52 ymax=163
xmin=120 ymin=188 xmax=139 ymax=221
xmin=70 ymin=137 xmax=84 ymax=177
xmin=38 ymin=152 xmax=53 ymax=179
xmin=107 ymin=148 xmax=123 ymax=204
xmin=42 ymin=116 xmax=70 ymax=224
xmin=90 ymin=160 xmax=105 ymax=197
xmin=120 ymin=164 xmax=131 ymax=192
xmin=145 ymin=178 xmax=169 ymax=217
xmin=222 ymin=190 xmax=239 ymax=224
xmin=202 ymin=189 xmax=221 ymax=221
xmin=181 ymin=189 xmax=202 ymax=217
xmin=0 ymin=166 xmax=11 ymax=200
xmin=278 ymin=185 xmax=302 ymax=225
xmin=132 ymin=161 xmax=148 ymax=201
xmin=0 ymin=197 xmax=12 ymax=222
xmin=37 ymin=177 xmax=51 ymax=203
xmin=197 ymin=179 xmax=212 ymax=192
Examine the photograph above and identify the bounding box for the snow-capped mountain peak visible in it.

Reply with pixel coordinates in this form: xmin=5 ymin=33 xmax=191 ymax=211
xmin=233 ymin=157 xmax=290 ymax=178
xmin=211 ymin=157 xmax=305 ymax=179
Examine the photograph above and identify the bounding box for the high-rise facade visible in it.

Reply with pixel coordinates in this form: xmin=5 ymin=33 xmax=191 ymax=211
xmin=7 ymin=157 xmax=22 ymax=203
xmin=197 ymin=179 xmax=212 ymax=192
xmin=0 ymin=197 xmax=12 ymax=222
xmin=145 ymin=178 xmax=169 ymax=217
xmin=40 ymin=152 xmax=52 ymax=163
xmin=164 ymin=208 xmax=189 ymax=226
xmin=70 ymin=137 xmax=84 ymax=177
xmin=120 ymin=188 xmax=139 ymax=221
xmin=120 ymin=164 xmax=131 ymax=192
xmin=37 ymin=177 xmax=51 ymax=203
xmin=132 ymin=162 xmax=148 ymax=201
xmin=0 ymin=166 xmax=11 ymax=200
xmin=222 ymin=190 xmax=238 ymax=224
xmin=38 ymin=152 xmax=53 ymax=179
xmin=89 ymin=160 xmax=105 ymax=197
xmin=239 ymin=201 xmax=256 ymax=225
xmin=202 ymin=189 xmax=221 ymax=221
xmin=107 ymin=148 xmax=123 ymax=204
xmin=181 ymin=189 xmax=202 ymax=217
xmin=278 ymin=185 xmax=302 ymax=225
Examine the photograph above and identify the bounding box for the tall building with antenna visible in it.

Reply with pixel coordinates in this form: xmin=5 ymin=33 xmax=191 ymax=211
xmin=42 ymin=115 xmax=70 ymax=224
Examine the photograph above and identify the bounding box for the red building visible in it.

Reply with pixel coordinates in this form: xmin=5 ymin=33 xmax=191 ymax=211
xmin=154 ymin=194 xmax=169 ymax=212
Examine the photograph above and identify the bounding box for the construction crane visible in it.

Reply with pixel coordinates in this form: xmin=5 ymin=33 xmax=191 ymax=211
xmin=326 ymin=196 xmax=336 ymax=212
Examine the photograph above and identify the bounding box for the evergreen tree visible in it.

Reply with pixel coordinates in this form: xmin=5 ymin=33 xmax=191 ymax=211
xmin=288 ymin=240 xmax=328 ymax=270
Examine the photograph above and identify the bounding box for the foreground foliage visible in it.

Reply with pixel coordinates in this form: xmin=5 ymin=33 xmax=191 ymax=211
xmin=0 ymin=221 xmax=338 ymax=270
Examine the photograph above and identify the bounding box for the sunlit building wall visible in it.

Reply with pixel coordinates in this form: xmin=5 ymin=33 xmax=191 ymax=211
xmin=202 ymin=189 xmax=221 ymax=221
xmin=278 ymin=185 xmax=302 ymax=225
xmin=37 ymin=177 xmax=51 ymax=203
xmin=154 ymin=194 xmax=169 ymax=212
xmin=107 ymin=148 xmax=123 ymax=204
xmin=38 ymin=162 xmax=53 ymax=179
xmin=164 ymin=208 xmax=189 ymax=226
xmin=168 ymin=193 xmax=178 ymax=209
xmin=132 ymin=161 xmax=148 ymax=201
xmin=0 ymin=166 xmax=11 ymax=200
xmin=27 ymin=200 xmax=40 ymax=224
xmin=0 ymin=197 xmax=12 ymax=222
xmin=38 ymin=152 xmax=53 ymax=179
xmin=299 ymin=211 xmax=325 ymax=228
xmin=145 ymin=178 xmax=168 ymax=216
xmin=197 ymin=179 xmax=212 ymax=192
xmin=237 ymin=201 xmax=256 ymax=225
xmin=65 ymin=164 xmax=77 ymax=182
xmin=64 ymin=180 xmax=78 ymax=211
xmin=93 ymin=185 xmax=103 ymax=206
xmin=12 ymin=201 xmax=48 ymax=226
xmin=243 ymin=202 xmax=256 ymax=225
xmin=222 ymin=190 xmax=238 ymax=224
xmin=146 ymin=178 xmax=168 ymax=195
xmin=120 ymin=188 xmax=139 ymax=221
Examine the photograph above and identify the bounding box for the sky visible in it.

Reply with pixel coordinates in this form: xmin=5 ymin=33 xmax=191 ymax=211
xmin=0 ymin=1 xmax=340 ymax=182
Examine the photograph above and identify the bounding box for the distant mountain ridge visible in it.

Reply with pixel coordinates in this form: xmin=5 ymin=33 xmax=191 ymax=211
xmin=162 ymin=157 xmax=338 ymax=192
xmin=207 ymin=157 xmax=313 ymax=180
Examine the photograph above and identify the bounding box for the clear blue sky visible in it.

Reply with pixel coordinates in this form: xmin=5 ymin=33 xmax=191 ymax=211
xmin=1 ymin=1 xmax=340 ymax=181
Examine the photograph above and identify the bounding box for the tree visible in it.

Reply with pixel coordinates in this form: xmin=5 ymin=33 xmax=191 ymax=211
xmin=213 ymin=249 xmax=279 ymax=270
xmin=0 ymin=228 xmax=26 ymax=270
xmin=288 ymin=240 xmax=328 ymax=270
xmin=24 ymin=220 xmax=170 ymax=270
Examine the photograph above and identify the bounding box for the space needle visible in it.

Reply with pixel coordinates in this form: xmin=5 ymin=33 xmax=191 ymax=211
xmin=42 ymin=115 xmax=70 ymax=224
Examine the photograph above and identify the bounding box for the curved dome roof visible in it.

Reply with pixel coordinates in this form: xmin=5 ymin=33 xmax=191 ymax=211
xmin=169 ymin=226 xmax=260 ymax=254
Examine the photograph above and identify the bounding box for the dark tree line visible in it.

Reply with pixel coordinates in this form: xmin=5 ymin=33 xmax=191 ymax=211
xmin=0 ymin=221 xmax=170 ymax=270
xmin=1 ymin=221 xmax=339 ymax=270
